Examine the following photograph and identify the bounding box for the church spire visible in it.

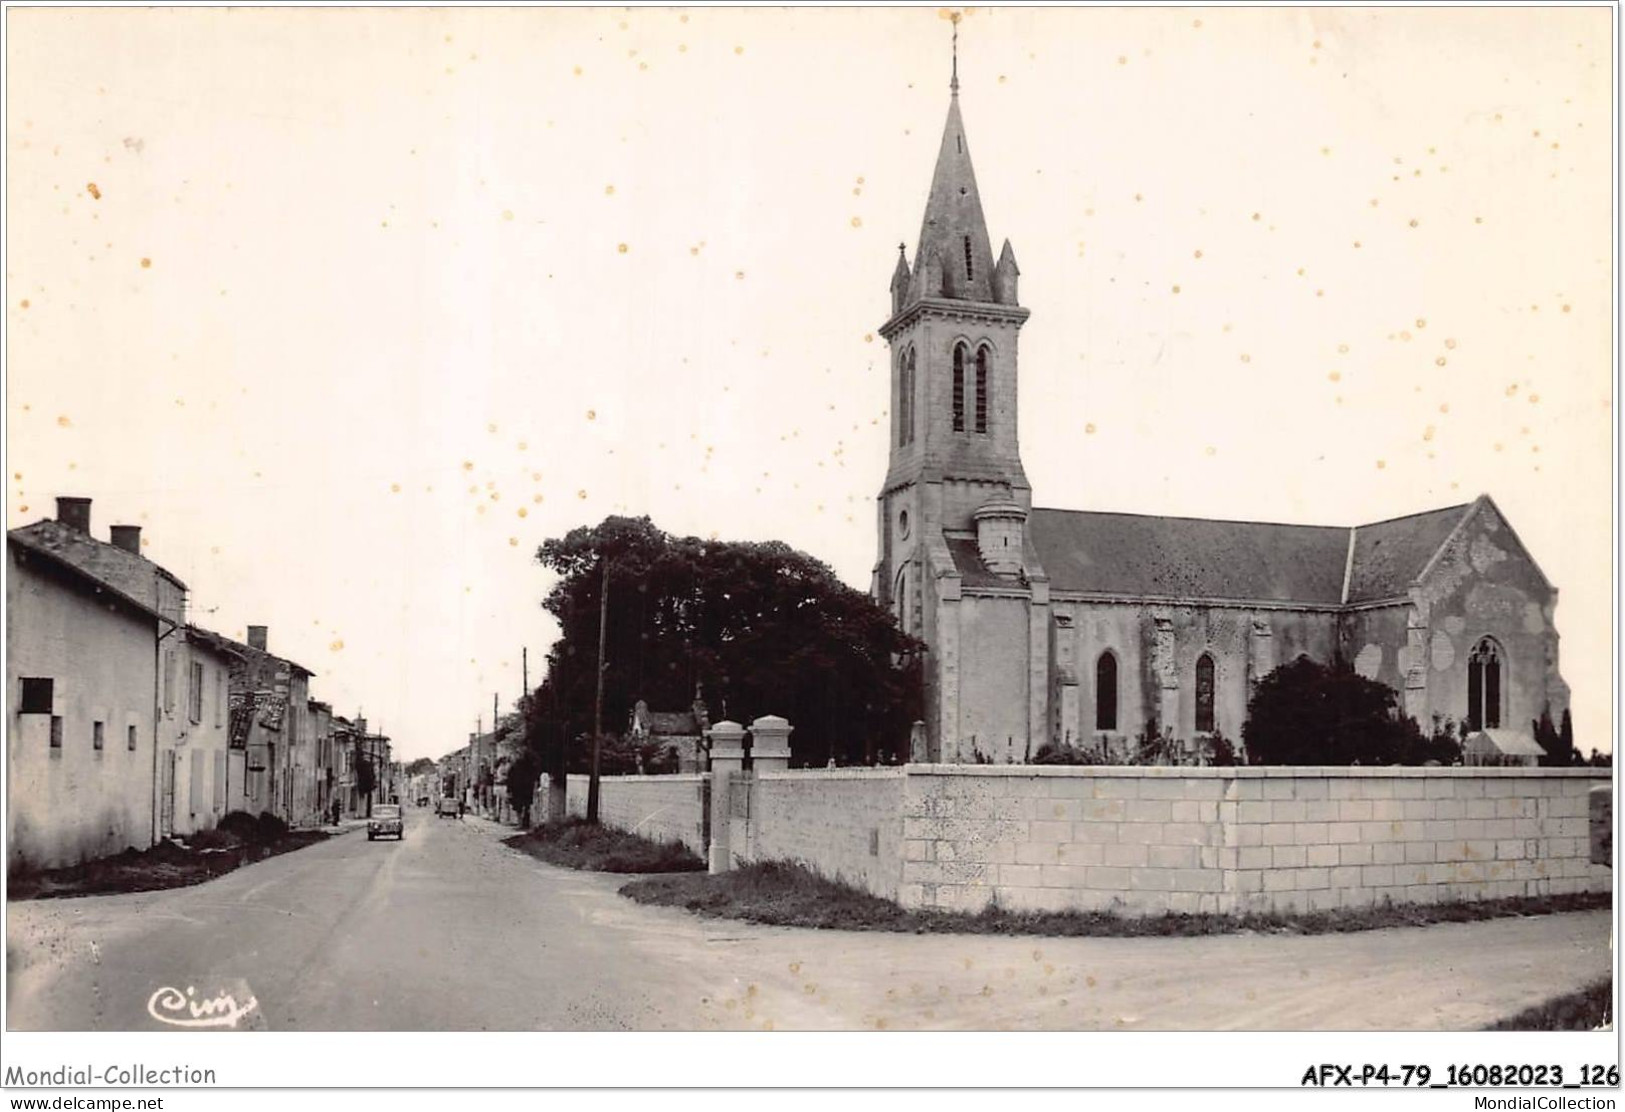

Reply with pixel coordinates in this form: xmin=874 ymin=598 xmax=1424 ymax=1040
xmin=907 ymin=24 xmax=999 ymax=305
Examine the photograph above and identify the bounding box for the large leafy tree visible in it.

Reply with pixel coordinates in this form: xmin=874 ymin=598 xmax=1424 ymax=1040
xmin=524 ymin=516 xmax=922 ymax=773
xmin=1242 ymin=654 xmax=1458 ymax=766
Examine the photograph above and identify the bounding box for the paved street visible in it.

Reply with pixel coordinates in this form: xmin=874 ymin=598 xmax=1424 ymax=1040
xmin=6 ymin=810 xmax=1612 ymax=1031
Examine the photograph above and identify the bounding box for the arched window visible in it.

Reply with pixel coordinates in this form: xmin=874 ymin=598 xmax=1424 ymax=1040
xmin=1467 ymin=637 xmax=1503 ymax=730
xmin=893 ymin=565 xmax=912 ymax=635
xmin=974 ymin=346 xmax=990 ymax=433
xmin=951 ymin=343 xmax=966 ymax=432
xmin=905 ymin=348 xmax=917 ymax=445
xmin=896 ymin=351 xmax=907 ymax=447
xmin=1095 ymin=652 xmax=1118 ymax=731
xmin=1195 ymin=653 xmax=1216 ymax=734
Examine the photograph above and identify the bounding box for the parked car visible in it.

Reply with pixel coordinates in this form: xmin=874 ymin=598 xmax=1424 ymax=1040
xmin=436 ymin=796 xmax=459 ymax=818
xmin=367 ymin=803 xmax=404 ymax=841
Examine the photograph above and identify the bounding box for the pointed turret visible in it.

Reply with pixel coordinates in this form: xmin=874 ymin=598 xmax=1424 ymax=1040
xmin=993 ymin=238 xmax=1020 ymax=306
xmin=890 ymin=243 xmax=912 ymax=315
xmin=908 ymin=92 xmax=998 ymax=305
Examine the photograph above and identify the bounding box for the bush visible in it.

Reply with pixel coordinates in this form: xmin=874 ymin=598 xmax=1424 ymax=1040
xmin=186 ymin=827 xmax=243 ymax=852
xmin=1244 ymin=655 xmax=1449 ymax=765
xmin=256 ymin=812 xmax=289 ymax=843
xmin=218 ymin=811 xmax=263 ymax=844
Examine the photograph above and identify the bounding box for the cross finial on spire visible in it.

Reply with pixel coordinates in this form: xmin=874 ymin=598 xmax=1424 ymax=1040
xmin=950 ymin=14 xmax=960 ymax=97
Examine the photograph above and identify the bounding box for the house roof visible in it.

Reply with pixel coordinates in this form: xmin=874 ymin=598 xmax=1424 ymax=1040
xmin=9 ymin=518 xmax=186 ymax=618
xmin=1465 ymin=728 xmax=1547 ymax=757
xmin=185 ymin=625 xmax=245 ymax=663
xmin=943 ymin=500 xmax=1482 ymax=607
xmin=8 ymin=526 xmax=171 ymax=624
xmin=187 ymin=625 xmax=315 ymax=678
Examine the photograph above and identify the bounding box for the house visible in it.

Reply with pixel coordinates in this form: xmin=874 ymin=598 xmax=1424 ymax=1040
xmin=156 ymin=628 xmax=241 ymax=837
xmin=7 ymin=498 xmax=182 ymax=867
xmin=191 ymin=625 xmax=316 ymax=824
xmin=627 ymin=694 xmax=710 ymax=772
xmin=871 ymin=70 xmax=1572 ymax=763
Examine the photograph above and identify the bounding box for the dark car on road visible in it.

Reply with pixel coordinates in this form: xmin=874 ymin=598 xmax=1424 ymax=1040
xmin=367 ymin=803 xmax=404 ymax=841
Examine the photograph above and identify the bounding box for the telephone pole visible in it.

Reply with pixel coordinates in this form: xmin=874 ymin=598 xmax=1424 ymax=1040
xmin=587 ymin=556 xmax=609 ymax=823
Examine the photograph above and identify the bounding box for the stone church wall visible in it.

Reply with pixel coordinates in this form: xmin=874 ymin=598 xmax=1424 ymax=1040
xmin=953 ymin=593 xmax=1032 ymax=762
xmin=1410 ymin=504 xmax=1567 ymax=736
xmin=1049 ymin=600 xmax=1340 ymax=753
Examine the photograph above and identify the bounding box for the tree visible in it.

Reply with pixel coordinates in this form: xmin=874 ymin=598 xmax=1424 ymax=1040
xmin=404 ymin=757 xmax=437 ymax=779
xmin=1560 ymin=708 xmax=1576 ymax=764
xmin=1532 ymin=703 xmax=1570 ymax=766
xmin=1242 ymin=655 xmax=1456 ymax=766
xmin=354 ymin=753 xmax=376 ymax=801
xmin=505 ymin=751 xmax=540 ymax=827
xmin=528 ymin=516 xmax=923 ymax=774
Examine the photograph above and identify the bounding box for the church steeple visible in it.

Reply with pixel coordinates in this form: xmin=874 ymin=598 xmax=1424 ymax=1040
xmin=908 ymin=87 xmax=998 ymax=304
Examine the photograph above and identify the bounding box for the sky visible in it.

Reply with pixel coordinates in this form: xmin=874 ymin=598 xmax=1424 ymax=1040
xmin=6 ymin=7 xmax=1614 ymax=762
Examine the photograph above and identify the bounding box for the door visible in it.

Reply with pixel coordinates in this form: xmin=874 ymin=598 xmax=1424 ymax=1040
xmin=159 ymin=751 xmax=177 ymax=838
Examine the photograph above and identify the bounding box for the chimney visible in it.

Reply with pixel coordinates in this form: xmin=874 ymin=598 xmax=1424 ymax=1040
xmin=55 ymin=497 xmax=92 ymax=533
xmin=246 ymin=625 xmax=268 ymax=651
xmin=109 ymin=525 xmax=142 ymax=554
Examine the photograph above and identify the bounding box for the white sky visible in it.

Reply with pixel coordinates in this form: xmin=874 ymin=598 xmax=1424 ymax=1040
xmin=6 ymin=7 xmax=1613 ymax=762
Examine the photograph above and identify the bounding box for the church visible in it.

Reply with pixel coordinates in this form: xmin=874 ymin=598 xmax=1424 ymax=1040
xmin=871 ymin=63 xmax=1571 ymax=764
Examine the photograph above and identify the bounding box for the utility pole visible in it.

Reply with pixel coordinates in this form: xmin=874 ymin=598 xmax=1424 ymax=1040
xmin=522 ymin=647 xmax=529 ymax=707
xmin=587 ymin=556 xmax=609 ymax=823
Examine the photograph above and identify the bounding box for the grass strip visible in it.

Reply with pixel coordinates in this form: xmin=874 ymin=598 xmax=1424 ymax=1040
xmin=1485 ymin=978 xmax=1612 ymax=1031
xmin=620 ymin=859 xmax=1611 ymax=937
xmin=503 ymin=818 xmax=704 ymax=874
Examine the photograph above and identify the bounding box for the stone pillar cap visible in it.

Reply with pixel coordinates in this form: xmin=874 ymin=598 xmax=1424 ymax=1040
xmin=707 ymin=720 xmax=746 ymax=741
xmin=749 ymin=714 xmax=793 ymax=732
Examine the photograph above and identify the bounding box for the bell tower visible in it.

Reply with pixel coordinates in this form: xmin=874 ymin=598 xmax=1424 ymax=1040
xmin=873 ymin=38 xmax=1031 ymax=629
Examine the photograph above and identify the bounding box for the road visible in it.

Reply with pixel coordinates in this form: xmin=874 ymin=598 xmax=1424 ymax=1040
xmin=5 ymin=810 xmax=1612 ymax=1031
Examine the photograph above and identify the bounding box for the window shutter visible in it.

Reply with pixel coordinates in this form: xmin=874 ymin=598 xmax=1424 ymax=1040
xmin=190 ymin=748 xmax=205 ymax=814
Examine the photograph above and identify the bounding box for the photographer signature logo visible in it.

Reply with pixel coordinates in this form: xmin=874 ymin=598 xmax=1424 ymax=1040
xmin=146 ymin=984 xmax=259 ymax=1029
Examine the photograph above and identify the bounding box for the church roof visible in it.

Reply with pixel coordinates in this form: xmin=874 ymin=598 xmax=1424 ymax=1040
xmin=944 ymin=501 xmax=1478 ymax=607
xmin=1026 ymin=509 xmax=1351 ymax=604
xmin=1342 ymin=503 xmax=1472 ymax=603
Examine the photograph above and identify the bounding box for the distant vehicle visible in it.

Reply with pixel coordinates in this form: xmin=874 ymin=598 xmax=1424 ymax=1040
xmin=436 ymin=796 xmax=459 ymax=818
xmin=367 ymin=804 xmax=404 ymax=841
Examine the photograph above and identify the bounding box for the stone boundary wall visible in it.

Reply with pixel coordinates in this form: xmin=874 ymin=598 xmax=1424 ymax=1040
xmin=900 ymin=765 xmax=1612 ymax=915
xmin=564 ymin=773 xmax=709 ymax=857
xmin=742 ymin=769 xmax=906 ymax=900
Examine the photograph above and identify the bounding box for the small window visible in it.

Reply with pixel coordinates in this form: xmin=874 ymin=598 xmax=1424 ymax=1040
xmin=49 ymin=716 xmax=63 ymax=749
xmin=963 ymin=235 xmax=974 ymax=281
xmin=127 ymin=724 xmax=138 ymax=751
xmin=975 ymin=346 xmax=990 ymax=433
xmin=1095 ymin=653 xmax=1118 ymax=732
xmin=1195 ymin=653 xmax=1217 ymax=734
xmin=93 ymin=721 xmax=105 ymax=751
xmin=951 ymin=344 xmax=966 ymax=432
xmin=20 ymin=677 xmax=53 ymax=715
